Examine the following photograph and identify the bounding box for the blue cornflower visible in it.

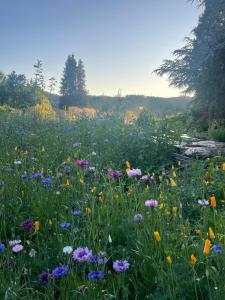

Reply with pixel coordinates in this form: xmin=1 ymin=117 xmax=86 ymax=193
xmin=33 ymin=173 xmax=43 ymax=179
xmin=73 ymin=210 xmax=81 ymax=216
xmin=63 ymin=166 xmax=71 ymax=174
xmin=60 ymin=222 xmax=71 ymax=229
xmin=0 ymin=243 xmax=5 ymax=253
xmin=90 ymin=255 xmax=107 ymax=265
xmin=42 ymin=178 xmax=53 ymax=184
xmin=52 ymin=265 xmax=68 ymax=278
xmin=212 ymin=244 xmax=222 ymax=254
xmin=21 ymin=174 xmax=28 ymax=180
xmin=88 ymin=271 xmax=104 ymax=281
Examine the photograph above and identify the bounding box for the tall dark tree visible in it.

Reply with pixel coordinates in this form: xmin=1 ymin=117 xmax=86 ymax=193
xmin=76 ymin=59 xmax=87 ymax=106
xmin=59 ymin=54 xmax=88 ymax=108
xmin=155 ymin=0 xmax=225 ymax=127
xmin=33 ymin=59 xmax=45 ymax=90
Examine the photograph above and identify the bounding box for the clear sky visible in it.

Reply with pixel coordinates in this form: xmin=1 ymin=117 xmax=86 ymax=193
xmin=0 ymin=0 xmax=202 ymax=97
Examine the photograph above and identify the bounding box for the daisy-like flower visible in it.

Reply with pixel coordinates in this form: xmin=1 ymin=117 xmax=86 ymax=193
xmin=113 ymin=260 xmax=130 ymax=272
xmin=145 ymin=200 xmax=158 ymax=208
xmin=63 ymin=246 xmax=73 ymax=254
xmin=72 ymin=247 xmax=92 ymax=262
xmin=12 ymin=244 xmax=23 ymax=253
xmin=127 ymin=169 xmax=142 ymax=177
xmin=198 ymin=199 xmax=209 ymax=206
xmin=9 ymin=240 xmax=22 ymax=246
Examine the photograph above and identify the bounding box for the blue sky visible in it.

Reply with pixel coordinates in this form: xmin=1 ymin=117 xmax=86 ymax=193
xmin=0 ymin=0 xmax=202 ymax=96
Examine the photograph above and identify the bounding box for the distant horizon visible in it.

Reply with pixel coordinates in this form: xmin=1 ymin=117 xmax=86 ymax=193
xmin=0 ymin=0 xmax=202 ymax=97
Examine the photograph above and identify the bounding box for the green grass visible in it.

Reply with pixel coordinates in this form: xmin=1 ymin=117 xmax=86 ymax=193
xmin=0 ymin=112 xmax=225 ymax=299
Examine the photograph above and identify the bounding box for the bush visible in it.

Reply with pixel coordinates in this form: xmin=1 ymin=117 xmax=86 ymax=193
xmin=208 ymin=124 xmax=225 ymax=142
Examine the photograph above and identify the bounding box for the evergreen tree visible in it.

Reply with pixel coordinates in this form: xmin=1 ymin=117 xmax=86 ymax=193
xmin=76 ymin=59 xmax=87 ymax=106
xmin=33 ymin=59 xmax=45 ymax=90
xmin=48 ymin=77 xmax=57 ymax=94
xmin=155 ymin=0 xmax=225 ymax=126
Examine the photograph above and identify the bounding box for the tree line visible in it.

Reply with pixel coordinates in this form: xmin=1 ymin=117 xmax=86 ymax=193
xmin=0 ymin=54 xmax=87 ymax=110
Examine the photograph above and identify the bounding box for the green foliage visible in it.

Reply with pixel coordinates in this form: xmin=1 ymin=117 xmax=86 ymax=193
xmin=155 ymin=0 xmax=225 ymax=126
xmin=0 ymin=112 xmax=225 ymax=299
xmin=0 ymin=71 xmax=38 ymax=109
xmin=208 ymin=124 xmax=225 ymax=142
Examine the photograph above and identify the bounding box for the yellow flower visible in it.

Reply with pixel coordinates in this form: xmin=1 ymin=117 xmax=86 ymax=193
xmin=222 ymin=163 xmax=225 ymax=171
xmin=159 ymin=203 xmax=166 ymax=209
xmin=210 ymin=195 xmax=216 ymax=208
xmin=209 ymin=227 xmax=215 ymax=240
xmin=91 ymin=186 xmax=96 ymax=193
xmin=154 ymin=231 xmax=161 ymax=242
xmin=172 ymin=207 xmax=178 ymax=217
xmin=126 ymin=160 xmax=131 ymax=173
xmin=191 ymin=254 xmax=197 ymax=265
xmin=203 ymin=239 xmax=211 ymax=255
xmin=41 ymin=168 xmax=44 ymax=174
xmin=170 ymin=178 xmax=177 ymax=187
xmin=98 ymin=192 xmax=104 ymax=201
xmin=79 ymin=178 xmax=84 ymax=184
xmin=34 ymin=221 xmax=40 ymax=231
xmin=196 ymin=229 xmax=201 ymax=236
xmin=167 ymin=256 xmax=172 ymax=264
xmin=48 ymin=219 xmax=52 ymax=226
xmin=172 ymin=171 xmax=176 ymax=178
xmin=85 ymin=207 xmax=91 ymax=214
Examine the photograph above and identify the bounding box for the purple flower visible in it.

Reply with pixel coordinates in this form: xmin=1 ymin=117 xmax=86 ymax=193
xmin=90 ymin=255 xmax=107 ymax=265
xmin=38 ymin=272 xmax=49 ymax=285
xmin=140 ymin=175 xmax=150 ymax=181
xmin=127 ymin=169 xmax=142 ymax=177
xmin=133 ymin=213 xmax=143 ymax=222
xmin=33 ymin=173 xmax=43 ymax=179
xmin=212 ymin=244 xmax=222 ymax=254
xmin=42 ymin=178 xmax=53 ymax=184
xmin=72 ymin=247 xmax=92 ymax=262
xmin=0 ymin=243 xmax=5 ymax=253
xmin=31 ymin=157 xmax=38 ymax=162
xmin=76 ymin=160 xmax=90 ymax=168
xmin=145 ymin=200 xmax=158 ymax=208
xmin=107 ymin=171 xmax=122 ymax=178
xmin=21 ymin=219 xmax=33 ymax=231
xmin=12 ymin=244 xmax=23 ymax=253
xmin=60 ymin=222 xmax=71 ymax=229
xmin=113 ymin=260 xmax=130 ymax=272
xmin=88 ymin=271 xmax=104 ymax=281
xmin=52 ymin=265 xmax=68 ymax=278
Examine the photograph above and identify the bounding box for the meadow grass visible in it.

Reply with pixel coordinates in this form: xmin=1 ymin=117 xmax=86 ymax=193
xmin=0 ymin=112 xmax=225 ymax=299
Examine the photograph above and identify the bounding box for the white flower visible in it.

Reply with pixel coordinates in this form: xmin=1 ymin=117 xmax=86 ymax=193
xmin=14 ymin=160 xmax=22 ymax=165
xmin=56 ymin=191 xmax=61 ymax=195
xmin=9 ymin=240 xmax=22 ymax=246
xmin=198 ymin=199 xmax=209 ymax=206
xmin=91 ymin=152 xmax=97 ymax=156
xmin=63 ymin=246 xmax=73 ymax=254
xmin=29 ymin=249 xmax=36 ymax=257
xmin=108 ymin=234 xmax=112 ymax=243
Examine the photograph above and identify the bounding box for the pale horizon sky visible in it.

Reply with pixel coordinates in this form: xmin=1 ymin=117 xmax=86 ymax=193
xmin=0 ymin=0 xmax=203 ymax=97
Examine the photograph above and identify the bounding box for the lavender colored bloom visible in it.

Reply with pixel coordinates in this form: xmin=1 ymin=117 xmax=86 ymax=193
xmin=140 ymin=175 xmax=150 ymax=181
xmin=12 ymin=244 xmax=23 ymax=253
xmin=127 ymin=168 xmax=142 ymax=177
xmin=72 ymin=142 xmax=81 ymax=148
xmin=42 ymin=178 xmax=53 ymax=184
xmin=88 ymin=271 xmax=104 ymax=281
xmin=76 ymin=160 xmax=90 ymax=168
xmin=52 ymin=265 xmax=68 ymax=278
xmin=73 ymin=247 xmax=92 ymax=262
xmin=212 ymin=244 xmax=222 ymax=254
xmin=72 ymin=209 xmax=81 ymax=216
xmin=31 ymin=157 xmax=38 ymax=162
xmin=60 ymin=222 xmax=71 ymax=229
xmin=21 ymin=219 xmax=33 ymax=231
xmin=33 ymin=173 xmax=43 ymax=179
xmin=38 ymin=272 xmax=49 ymax=285
xmin=145 ymin=200 xmax=158 ymax=208
xmin=107 ymin=171 xmax=122 ymax=178
xmin=113 ymin=260 xmax=130 ymax=272
xmin=133 ymin=213 xmax=143 ymax=222
xmin=0 ymin=243 xmax=5 ymax=253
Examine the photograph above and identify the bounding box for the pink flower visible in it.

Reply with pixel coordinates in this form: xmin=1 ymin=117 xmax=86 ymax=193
xmin=127 ymin=168 xmax=142 ymax=177
xmin=12 ymin=244 xmax=23 ymax=253
xmin=145 ymin=200 xmax=158 ymax=208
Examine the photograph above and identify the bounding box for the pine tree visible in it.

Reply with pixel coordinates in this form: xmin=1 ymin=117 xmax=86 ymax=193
xmin=76 ymin=59 xmax=87 ymax=106
xmin=33 ymin=59 xmax=45 ymax=90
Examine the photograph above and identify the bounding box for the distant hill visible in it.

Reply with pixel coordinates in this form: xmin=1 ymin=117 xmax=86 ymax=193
xmin=47 ymin=93 xmax=191 ymax=116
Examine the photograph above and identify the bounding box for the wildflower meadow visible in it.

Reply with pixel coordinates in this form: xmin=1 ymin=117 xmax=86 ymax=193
xmin=0 ymin=112 xmax=225 ymax=300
